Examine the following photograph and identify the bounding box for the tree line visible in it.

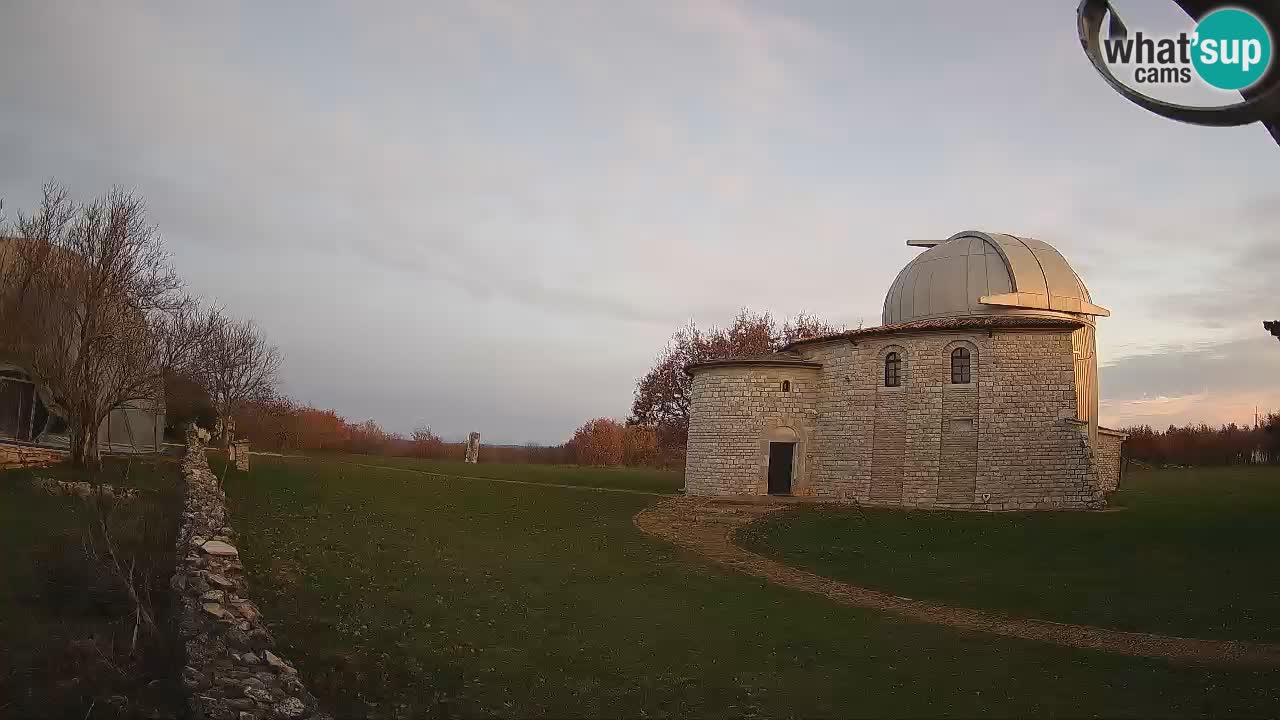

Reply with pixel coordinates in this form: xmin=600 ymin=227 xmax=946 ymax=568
xmin=1121 ymin=415 xmax=1280 ymax=467
xmin=205 ymin=308 xmax=840 ymax=468
xmin=201 ymin=397 xmax=659 ymax=467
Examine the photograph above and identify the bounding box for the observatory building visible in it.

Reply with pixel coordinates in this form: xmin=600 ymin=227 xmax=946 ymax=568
xmin=685 ymin=230 xmax=1126 ymax=510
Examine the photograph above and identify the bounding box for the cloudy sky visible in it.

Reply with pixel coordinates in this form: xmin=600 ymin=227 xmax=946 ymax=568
xmin=2 ymin=1 xmax=1277 ymax=444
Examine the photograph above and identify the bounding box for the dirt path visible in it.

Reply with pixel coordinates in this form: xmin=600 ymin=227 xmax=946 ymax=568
xmin=634 ymin=496 xmax=1280 ymax=667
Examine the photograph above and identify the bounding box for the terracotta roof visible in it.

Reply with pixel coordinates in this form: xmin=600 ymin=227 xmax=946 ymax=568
xmin=685 ymin=351 xmax=823 ymax=375
xmin=782 ymin=315 xmax=1084 ymax=351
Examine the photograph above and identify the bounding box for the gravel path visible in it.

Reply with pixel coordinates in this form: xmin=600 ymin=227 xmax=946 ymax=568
xmin=634 ymin=496 xmax=1280 ymax=666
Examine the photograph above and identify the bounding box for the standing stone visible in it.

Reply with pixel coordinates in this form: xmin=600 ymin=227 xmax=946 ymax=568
xmin=465 ymin=432 xmax=481 ymax=464
xmin=231 ymin=440 xmax=251 ymax=472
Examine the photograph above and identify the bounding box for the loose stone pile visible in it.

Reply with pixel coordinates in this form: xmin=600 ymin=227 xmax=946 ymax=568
xmin=29 ymin=477 xmax=140 ymax=500
xmin=172 ymin=427 xmax=329 ymax=720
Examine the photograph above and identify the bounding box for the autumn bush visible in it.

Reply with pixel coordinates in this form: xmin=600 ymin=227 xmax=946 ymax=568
xmin=233 ymin=399 xmax=361 ymax=452
xmin=232 ymin=400 xmax=586 ymax=464
xmin=622 ymin=425 xmax=658 ymax=467
xmin=568 ymin=418 xmax=661 ymax=467
xmin=409 ymin=426 xmax=449 ymax=458
xmin=572 ymin=418 xmax=626 ymax=466
xmin=230 ymin=392 xmax=685 ymax=467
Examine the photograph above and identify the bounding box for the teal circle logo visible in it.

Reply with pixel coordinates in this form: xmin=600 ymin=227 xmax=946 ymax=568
xmin=1191 ymin=8 xmax=1272 ymax=90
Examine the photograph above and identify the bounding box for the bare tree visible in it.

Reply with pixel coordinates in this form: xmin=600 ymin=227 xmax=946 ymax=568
xmin=195 ymin=310 xmax=281 ymax=448
xmin=0 ymin=182 xmax=203 ymax=467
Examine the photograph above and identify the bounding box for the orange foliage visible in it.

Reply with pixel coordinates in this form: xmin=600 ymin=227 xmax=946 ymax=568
xmin=293 ymin=407 xmax=350 ymax=450
xmin=622 ymin=425 xmax=658 ymax=467
xmin=234 ymin=401 xmax=667 ymax=469
xmin=233 ymin=399 xmax=579 ymax=463
xmin=572 ymin=418 xmax=626 ymax=466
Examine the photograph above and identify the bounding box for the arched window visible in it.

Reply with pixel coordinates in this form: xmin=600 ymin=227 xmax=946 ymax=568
xmin=781 ymin=380 xmax=791 ymax=393
xmin=884 ymin=352 xmax=901 ymax=387
xmin=951 ymin=347 xmax=971 ymax=384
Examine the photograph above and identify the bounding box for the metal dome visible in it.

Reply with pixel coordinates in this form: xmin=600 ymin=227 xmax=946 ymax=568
xmin=882 ymin=231 xmax=1109 ymax=326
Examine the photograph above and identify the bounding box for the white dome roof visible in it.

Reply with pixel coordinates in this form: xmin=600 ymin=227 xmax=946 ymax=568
xmin=882 ymin=231 xmax=1108 ymax=326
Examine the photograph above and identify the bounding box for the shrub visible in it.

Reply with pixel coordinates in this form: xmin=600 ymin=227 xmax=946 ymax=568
xmin=572 ymin=418 xmax=626 ymax=466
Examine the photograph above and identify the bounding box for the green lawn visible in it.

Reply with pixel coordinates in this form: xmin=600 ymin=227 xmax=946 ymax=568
xmin=738 ymin=466 xmax=1280 ymax=644
xmin=225 ymin=456 xmax=1280 ymax=718
xmin=0 ymin=457 xmax=182 ymax=719
xmin=310 ymin=452 xmax=685 ymax=494
xmin=3 ymin=453 xmax=183 ymax=493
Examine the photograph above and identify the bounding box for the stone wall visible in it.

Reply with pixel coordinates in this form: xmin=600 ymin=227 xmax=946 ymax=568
xmin=1096 ymin=427 xmax=1128 ymax=492
xmin=230 ymin=440 xmax=250 ymax=472
xmin=0 ymin=441 xmax=66 ymax=470
xmin=29 ymin=476 xmax=140 ymax=500
xmin=173 ymin=433 xmax=329 ymax=720
xmin=975 ymin=332 xmax=1102 ymax=510
xmin=685 ymin=365 xmax=819 ymax=495
xmin=687 ymin=329 xmax=1105 ymax=510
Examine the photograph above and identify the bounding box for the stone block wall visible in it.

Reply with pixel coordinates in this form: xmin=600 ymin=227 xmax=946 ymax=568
xmin=230 ymin=440 xmax=250 ymax=472
xmin=806 ymin=331 xmax=1019 ymax=509
xmin=686 ymin=328 xmax=1106 ymax=510
xmin=685 ymin=366 xmax=819 ymax=495
xmin=1096 ymin=427 xmax=1128 ymax=492
xmin=173 ymin=432 xmax=329 ymax=720
xmin=974 ymin=332 xmax=1103 ymax=510
xmin=0 ymin=442 xmax=66 ymax=470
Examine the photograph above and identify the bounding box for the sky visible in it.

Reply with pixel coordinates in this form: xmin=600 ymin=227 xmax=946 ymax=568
xmin=1 ymin=1 xmax=1277 ymax=444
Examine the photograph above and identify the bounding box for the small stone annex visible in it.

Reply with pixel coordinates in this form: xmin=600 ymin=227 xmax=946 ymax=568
xmin=684 ymin=230 xmax=1127 ymax=510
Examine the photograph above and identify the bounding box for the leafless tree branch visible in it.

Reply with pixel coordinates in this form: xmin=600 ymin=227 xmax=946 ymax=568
xmin=193 ymin=309 xmax=281 ymax=448
xmin=0 ymin=181 xmax=201 ymax=467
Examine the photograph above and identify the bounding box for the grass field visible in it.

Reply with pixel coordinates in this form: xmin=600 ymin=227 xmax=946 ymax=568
xmin=739 ymin=466 xmax=1280 ymax=644
xmin=0 ymin=456 xmax=182 ymax=719
xmin=225 ymin=456 xmax=1280 ymax=718
xmin=307 ymin=453 xmax=685 ymax=494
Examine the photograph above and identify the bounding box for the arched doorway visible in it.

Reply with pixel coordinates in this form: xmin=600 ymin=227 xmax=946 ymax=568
xmin=766 ymin=426 xmax=799 ymax=496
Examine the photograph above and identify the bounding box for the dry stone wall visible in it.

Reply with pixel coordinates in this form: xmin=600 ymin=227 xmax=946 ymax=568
xmin=29 ymin=476 xmax=140 ymax=500
xmin=173 ymin=431 xmax=329 ymax=720
xmin=688 ymin=329 xmax=1108 ymax=510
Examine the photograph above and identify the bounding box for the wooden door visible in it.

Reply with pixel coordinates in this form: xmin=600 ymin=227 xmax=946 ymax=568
xmin=767 ymin=442 xmax=794 ymax=495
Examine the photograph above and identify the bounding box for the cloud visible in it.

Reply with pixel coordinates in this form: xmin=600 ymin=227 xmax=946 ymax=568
xmin=1152 ymin=214 xmax=1280 ymax=329
xmin=1100 ymin=336 xmax=1280 ymax=427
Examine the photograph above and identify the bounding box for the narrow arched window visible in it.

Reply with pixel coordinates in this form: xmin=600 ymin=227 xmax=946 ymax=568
xmin=884 ymin=352 xmax=901 ymax=387
xmin=781 ymin=380 xmax=791 ymax=392
xmin=951 ymin=347 xmax=971 ymax=384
